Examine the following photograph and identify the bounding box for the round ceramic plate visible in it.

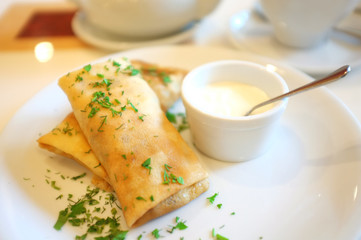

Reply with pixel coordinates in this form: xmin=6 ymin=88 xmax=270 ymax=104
xmin=228 ymin=10 xmax=361 ymax=76
xmin=72 ymin=11 xmax=197 ymax=51
xmin=1 ymin=46 xmax=361 ymax=240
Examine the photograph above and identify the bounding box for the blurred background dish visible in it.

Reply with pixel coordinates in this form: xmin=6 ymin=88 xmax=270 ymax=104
xmin=69 ymin=0 xmax=220 ymax=39
xmin=71 ymin=11 xmax=198 ymax=51
xmin=259 ymin=0 xmax=359 ymax=48
xmin=228 ymin=9 xmax=361 ymax=76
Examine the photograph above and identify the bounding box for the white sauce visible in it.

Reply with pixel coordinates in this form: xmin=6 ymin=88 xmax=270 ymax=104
xmin=198 ymin=81 xmax=272 ymax=116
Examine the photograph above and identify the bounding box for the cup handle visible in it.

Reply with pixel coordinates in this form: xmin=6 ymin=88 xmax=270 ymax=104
xmin=196 ymin=0 xmax=220 ymax=19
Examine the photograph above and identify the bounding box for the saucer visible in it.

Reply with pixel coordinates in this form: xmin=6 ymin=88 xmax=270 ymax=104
xmin=71 ymin=11 xmax=197 ymax=51
xmin=228 ymin=10 xmax=361 ymax=76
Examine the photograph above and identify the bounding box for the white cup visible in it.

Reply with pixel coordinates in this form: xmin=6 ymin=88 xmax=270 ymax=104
xmin=71 ymin=0 xmax=220 ymax=39
xmin=260 ymin=0 xmax=359 ymax=48
xmin=181 ymin=60 xmax=289 ymax=162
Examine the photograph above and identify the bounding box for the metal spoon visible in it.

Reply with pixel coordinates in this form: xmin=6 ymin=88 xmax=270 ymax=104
xmin=244 ymin=65 xmax=351 ymax=116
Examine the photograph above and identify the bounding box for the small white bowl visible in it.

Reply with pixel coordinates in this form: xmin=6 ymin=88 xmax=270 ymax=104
xmin=181 ymin=60 xmax=289 ymax=162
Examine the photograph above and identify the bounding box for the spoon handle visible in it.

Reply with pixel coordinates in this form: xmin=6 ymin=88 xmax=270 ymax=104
xmin=245 ymin=65 xmax=351 ymax=116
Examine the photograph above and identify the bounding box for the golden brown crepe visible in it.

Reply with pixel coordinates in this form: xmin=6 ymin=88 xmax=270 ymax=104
xmin=52 ymin=58 xmax=208 ymax=228
xmin=131 ymin=60 xmax=186 ymax=111
xmin=38 ymin=60 xmax=188 ymax=192
xmin=38 ymin=113 xmax=208 ymax=226
xmin=37 ymin=112 xmax=112 ymax=190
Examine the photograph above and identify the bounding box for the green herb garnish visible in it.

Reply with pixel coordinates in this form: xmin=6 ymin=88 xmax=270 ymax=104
xmin=163 ymin=164 xmax=184 ymax=185
xmin=51 ymin=181 xmax=61 ymax=190
xmin=71 ymin=173 xmax=87 ymax=181
xmin=88 ymin=106 xmax=100 ymax=118
xmin=76 ymin=75 xmax=83 ymax=82
xmin=97 ymin=115 xmax=107 ymax=132
xmin=112 ymin=61 xmax=121 ymax=67
xmin=127 ymin=99 xmax=138 ymax=112
xmin=136 ymin=196 xmax=146 ymax=201
xmin=165 ymin=111 xmax=177 ymax=124
xmin=138 ymin=114 xmax=146 ymax=122
xmin=216 ymin=234 xmax=229 ymax=240
xmin=84 ymin=64 xmax=92 ymax=72
xmin=167 ymin=217 xmax=188 ymax=233
xmin=160 ymin=72 xmax=172 ymax=84
xmin=141 ymin=158 xmax=152 ymax=174
xmin=207 ymin=193 xmax=219 ymax=204
xmin=151 ymin=229 xmax=161 ymax=239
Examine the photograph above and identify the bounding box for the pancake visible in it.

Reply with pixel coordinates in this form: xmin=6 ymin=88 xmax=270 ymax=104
xmin=42 ymin=58 xmax=208 ymax=228
xmin=38 ymin=60 xmax=188 ymax=192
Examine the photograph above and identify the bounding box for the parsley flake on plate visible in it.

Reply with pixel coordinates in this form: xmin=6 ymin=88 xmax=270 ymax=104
xmin=207 ymin=193 xmax=219 ymax=204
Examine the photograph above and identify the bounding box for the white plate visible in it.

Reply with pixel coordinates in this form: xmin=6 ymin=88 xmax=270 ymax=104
xmin=228 ymin=10 xmax=361 ymax=76
xmin=72 ymin=11 xmax=197 ymax=51
xmin=1 ymin=46 xmax=361 ymax=240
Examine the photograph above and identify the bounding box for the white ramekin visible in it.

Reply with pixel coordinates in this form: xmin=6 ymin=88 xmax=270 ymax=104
xmin=181 ymin=60 xmax=289 ymax=162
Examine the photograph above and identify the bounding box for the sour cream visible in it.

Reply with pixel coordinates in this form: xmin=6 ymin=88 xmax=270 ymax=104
xmin=198 ymin=81 xmax=272 ymax=116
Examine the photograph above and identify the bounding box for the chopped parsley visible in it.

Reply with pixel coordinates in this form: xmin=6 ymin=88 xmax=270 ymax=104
xmin=212 ymin=228 xmax=229 ymax=240
xmin=207 ymin=193 xmax=219 ymax=204
xmin=162 ymin=164 xmax=184 ymax=185
xmin=127 ymin=99 xmax=138 ymax=112
xmin=52 ymin=122 xmax=76 ymax=136
xmin=88 ymin=106 xmax=100 ymax=118
xmin=71 ymin=173 xmax=87 ymax=181
xmin=136 ymin=196 xmax=146 ymax=201
xmin=167 ymin=217 xmax=188 ymax=233
xmin=215 ymin=233 xmax=229 ymax=240
xmin=123 ymin=65 xmax=140 ymax=76
xmin=51 ymin=180 xmax=61 ymax=190
xmin=160 ymin=72 xmax=172 ymax=84
xmin=75 ymin=75 xmax=83 ymax=82
xmin=83 ymin=64 xmax=92 ymax=72
xmin=151 ymin=228 xmax=161 ymax=239
xmin=138 ymin=114 xmax=146 ymax=122
xmin=141 ymin=158 xmax=152 ymax=174
xmin=53 ymin=186 xmax=126 ymax=239
xmin=112 ymin=61 xmax=121 ymax=67
xmin=98 ymin=115 xmax=107 ymax=132
xmin=165 ymin=111 xmax=177 ymax=124
xmin=62 ymin=122 xmax=74 ymax=135
xmin=165 ymin=111 xmax=189 ymax=132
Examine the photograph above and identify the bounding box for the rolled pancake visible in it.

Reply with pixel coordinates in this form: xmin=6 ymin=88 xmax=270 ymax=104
xmin=38 ymin=60 xmax=188 ymax=192
xmin=57 ymin=58 xmax=209 ymax=228
xmin=37 ymin=112 xmax=112 ymax=189
xmin=131 ymin=60 xmax=186 ymax=111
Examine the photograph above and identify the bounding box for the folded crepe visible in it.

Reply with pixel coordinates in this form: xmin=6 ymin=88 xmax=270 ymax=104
xmin=38 ymin=112 xmax=114 ymax=191
xmin=44 ymin=58 xmax=208 ymax=228
xmin=38 ymin=60 xmax=188 ymax=192
xmin=130 ymin=60 xmax=186 ymax=111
